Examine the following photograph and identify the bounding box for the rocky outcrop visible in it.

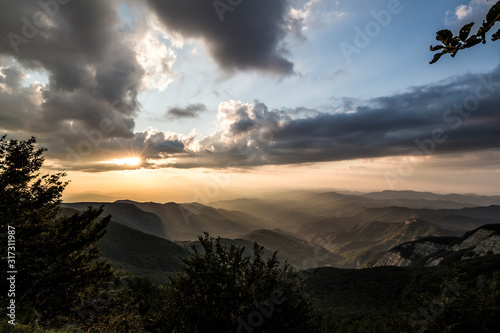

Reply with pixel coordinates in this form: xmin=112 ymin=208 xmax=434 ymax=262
xmin=374 ymin=239 xmax=450 ymax=267
xmin=451 ymin=228 xmax=497 ymax=251
xmin=474 ymin=234 xmax=500 ymax=255
xmin=374 ymin=224 xmax=500 ymax=267
xmin=426 ymin=257 xmax=443 ymax=267
xmin=313 ymin=218 xmax=458 ymax=268
xmin=374 ymin=251 xmax=411 ymax=267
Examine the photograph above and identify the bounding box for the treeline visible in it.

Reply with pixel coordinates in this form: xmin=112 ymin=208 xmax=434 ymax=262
xmin=305 ymin=256 xmax=500 ymax=332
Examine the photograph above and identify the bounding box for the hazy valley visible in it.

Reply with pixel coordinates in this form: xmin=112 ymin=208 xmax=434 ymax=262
xmin=52 ymin=189 xmax=500 ymax=330
xmin=61 ymin=189 xmax=500 ymax=279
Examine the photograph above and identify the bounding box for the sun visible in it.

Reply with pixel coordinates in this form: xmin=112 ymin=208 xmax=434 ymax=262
xmin=111 ymin=157 xmax=142 ymax=166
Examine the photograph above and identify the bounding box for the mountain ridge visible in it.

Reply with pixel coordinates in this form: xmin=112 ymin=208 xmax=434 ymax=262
xmin=374 ymin=224 xmax=500 ymax=267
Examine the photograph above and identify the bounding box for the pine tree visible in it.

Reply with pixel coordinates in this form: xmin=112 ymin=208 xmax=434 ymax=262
xmin=0 ymin=135 xmax=113 ymax=326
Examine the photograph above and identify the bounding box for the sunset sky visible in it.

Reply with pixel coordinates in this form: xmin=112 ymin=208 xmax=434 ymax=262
xmin=0 ymin=0 xmax=499 ymax=202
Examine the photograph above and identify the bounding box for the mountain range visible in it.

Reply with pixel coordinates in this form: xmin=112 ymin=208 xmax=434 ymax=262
xmin=60 ymin=189 xmax=500 ymax=279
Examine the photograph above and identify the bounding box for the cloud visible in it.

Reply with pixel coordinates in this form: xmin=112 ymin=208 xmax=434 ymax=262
xmin=0 ymin=60 xmax=45 ymax=132
xmin=183 ymin=66 xmax=500 ymax=169
xmin=0 ymin=0 xmax=181 ymax=155
xmin=167 ymin=103 xmax=207 ymax=119
xmin=285 ymin=0 xmax=345 ymax=35
xmin=61 ymin=127 xmax=196 ymax=171
xmin=0 ymin=0 xmax=143 ymax=137
xmin=144 ymin=0 xmax=295 ymax=74
xmin=445 ymin=0 xmax=492 ymax=27
xmin=1 ymin=1 xmax=499 ymax=174
xmin=133 ymin=16 xmax=178 ymax=91
xmin=0 ymin=0 xmax=295 ymax=171
xmin=23 ymin=65 xmax=500 ymax=172
xmin=455 ymin=5 xmax=473 ymax=20
xmin=4 ymin=59 xmax=500 ymax=173
xmin=285 ymin=0 xmax=321 ymax=39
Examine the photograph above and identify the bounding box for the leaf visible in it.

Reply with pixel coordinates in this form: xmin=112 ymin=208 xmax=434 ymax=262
xmin=430 ymin=52 xmax=444 ymax=64
xmin=464 ymin=35 xmax=482 ymax=48
xmin=486 ymin=1 xmax=500 ymax=24
xmin=436 ymin=29 xmax=453 ymax=44
xmin=430 ymin=45 xmax=445 ymax=51
xmin=492 ymin=28 xmax=500 ymax=41
xmin=459 ymin=22 xmax=475 ymax=41
xmin=450 ymin=36 xmax=460 ymax=47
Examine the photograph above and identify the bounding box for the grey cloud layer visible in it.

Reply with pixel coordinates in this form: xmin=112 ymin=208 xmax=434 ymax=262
xmin=51 ymin=66 xmax=500 ymax=172
xmin=167 ymin=103 xmax=207 ymax=119
xmin=188 ymin=66 xmax=500 ymax=168
xmin=0 ymin=0 xmax=141 ymax=141
xmin=0 ymin=0 xmax=298 ymax=158
xmin=0 ymin=0 xmax=296 ymax=172
xmin=145 ymin=0 xmax=294 ymax=74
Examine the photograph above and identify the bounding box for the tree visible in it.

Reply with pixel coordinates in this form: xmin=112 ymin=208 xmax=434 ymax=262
xmin=0 ymin=135 xmax=113 ymax=326
xmin=430 ymin=1 xmax=500 ymax=63
xmin=160 ymin=233 xmax=319 ymax=332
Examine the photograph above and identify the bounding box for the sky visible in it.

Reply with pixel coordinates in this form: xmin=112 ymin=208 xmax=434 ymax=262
xmin=0 ymin=0 xmax=499 ymax=203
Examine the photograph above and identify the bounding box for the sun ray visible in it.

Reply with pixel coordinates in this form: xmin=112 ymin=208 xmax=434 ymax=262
xmin=109 ymin=157 xmax=142 ymax=166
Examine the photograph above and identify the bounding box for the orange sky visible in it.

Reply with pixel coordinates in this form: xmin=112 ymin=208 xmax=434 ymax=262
xmin=59 ymin=153 xmax=500 ymax=203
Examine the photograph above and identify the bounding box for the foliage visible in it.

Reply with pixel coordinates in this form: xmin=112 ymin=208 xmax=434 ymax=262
xmin=159 ymin=233 xmax=319 ymax=332
xmin=116 ymin=275 xmax=170 ymax=333
xmin=304 ymin=255 xmax=500 ymax=332
xmin=424 ymin=277 xmax=500 ymax=332
xmin=0 ymin=136 xmax=113 ymax=327
xmin=430 ymin=1 xmax=500 ymax=63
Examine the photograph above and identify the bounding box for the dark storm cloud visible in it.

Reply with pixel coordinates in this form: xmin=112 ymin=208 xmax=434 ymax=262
xmin=0 ymin=66 xmax=24 ymax=87
xmin=145 ymin=0 xmax=294 ymax=74
xmin=131 ymin=130 xmax=186 ymax=157
xmin=167 ymin=103 xmax=207 ymax=119
xmin=193 ymin=66 xmax=500 ymax=168
xmin=0 ymin=0 xmax=298 ymax=169
xmin=0 ymin=0 xmax=143 ymax=141
xmin=59 ymin=126 xmax=194 ymax=168
xmin=0 ymin=64 xmax=40 ymax=131
xmin=0 ymin=0 xmax=194 ymax=170
xmin=36 ymin=66 xmax=500 ymax=172
xmin=270 ymin=67 xmax=500 ymax=164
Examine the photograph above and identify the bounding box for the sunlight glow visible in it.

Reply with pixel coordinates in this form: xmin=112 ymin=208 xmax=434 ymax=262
xmin=111 ymin=157 xmax=142 ymax=166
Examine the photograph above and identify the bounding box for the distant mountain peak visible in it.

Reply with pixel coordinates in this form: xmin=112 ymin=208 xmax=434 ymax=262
xmin=114 ymin=199 xmax=139 ymax=204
